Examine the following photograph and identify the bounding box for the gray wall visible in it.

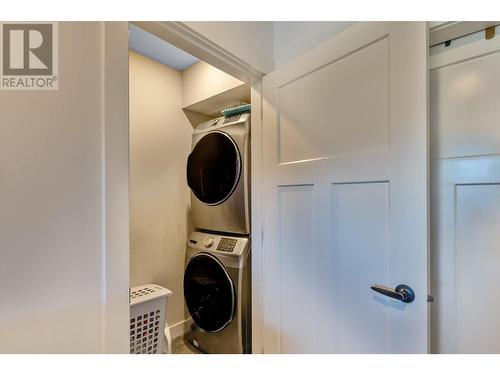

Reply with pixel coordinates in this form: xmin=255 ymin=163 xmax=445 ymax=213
xmin=129 ymin=51 xmax=193 ymax=332
xmin=0 ymin=22 xmax=130 ymax=353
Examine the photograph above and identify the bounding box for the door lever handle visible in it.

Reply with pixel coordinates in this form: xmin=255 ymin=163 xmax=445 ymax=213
xmin=371 ymin=284 xmax=415 ymax=303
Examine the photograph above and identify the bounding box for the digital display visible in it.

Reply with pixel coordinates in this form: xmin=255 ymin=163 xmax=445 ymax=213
xmin=217 ymin=238 xmax=238 ymax=252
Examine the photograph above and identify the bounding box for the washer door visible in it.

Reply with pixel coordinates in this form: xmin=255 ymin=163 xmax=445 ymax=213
xmin=184 ymin=253 xmax=236 ymax=332
xmin=187 ymin=131 xmax=241 ymax=205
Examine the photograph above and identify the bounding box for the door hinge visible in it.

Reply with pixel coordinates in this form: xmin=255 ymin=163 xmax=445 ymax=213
xmin=427 ymin=294 xmax=434 ymax=303
xmin=485 ymin=26 xmax=496 ymax=40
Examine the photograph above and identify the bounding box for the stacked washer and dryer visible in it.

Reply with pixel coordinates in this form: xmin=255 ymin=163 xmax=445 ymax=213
xmin=183 ymin=112 xmax=251 ymax=354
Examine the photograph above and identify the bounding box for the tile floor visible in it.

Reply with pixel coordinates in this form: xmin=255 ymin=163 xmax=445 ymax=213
xmin=172 ymin=335 xmax=201 ymax=354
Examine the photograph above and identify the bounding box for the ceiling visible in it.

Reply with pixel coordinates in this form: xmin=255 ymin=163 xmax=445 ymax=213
xmin=128 ymin=23 xmax=199 ymax=71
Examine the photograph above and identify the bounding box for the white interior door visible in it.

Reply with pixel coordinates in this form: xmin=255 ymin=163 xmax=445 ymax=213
xmin=430 ymin=27 xmax=500 ymax=354
xmin=261 ymin=22 xmax=429 ymax=353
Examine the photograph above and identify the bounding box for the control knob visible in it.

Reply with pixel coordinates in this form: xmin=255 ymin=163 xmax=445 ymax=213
xmin=203 ymin=237 xmax=214 ymax=248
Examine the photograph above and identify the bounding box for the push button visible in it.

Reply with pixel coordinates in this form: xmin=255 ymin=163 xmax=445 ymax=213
xmin=217 ymin=238 xmax=238 ymax=252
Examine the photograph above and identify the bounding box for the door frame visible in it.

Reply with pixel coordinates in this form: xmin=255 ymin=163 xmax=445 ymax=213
xmin=103 ymin=21 xmax=131 ymax=353
xmin=131 ymin=22 xmax=264 ymax=83
xmin=120 ymin=21 xmax=267 ymax=353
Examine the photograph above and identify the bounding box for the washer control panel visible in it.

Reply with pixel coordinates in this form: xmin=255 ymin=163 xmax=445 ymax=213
xmin=187 ymin=231 xmax=249 ymax=257
xmin=217 ymin=238 xmax=238 ymax=253
xmin=203 ymin=236 xmax=215 ymax=248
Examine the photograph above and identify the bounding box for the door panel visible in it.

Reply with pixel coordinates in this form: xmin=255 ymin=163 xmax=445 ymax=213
xmin=262 ymin=22 xmax=429 ymax=353
xmin=431 ymin=51 xmax=500 ymax=159
xmin=332 ymin=182 xmax=390 ymax=353
xmin=431 ymin=34 xmax=500 ymax=353
xmin=456 ymin=185 xmax=500 ymax=353
xmin=278 ymin=185 xmax=315 ymax=353
xmin=277 ymin=37 xmax=389 ymax=163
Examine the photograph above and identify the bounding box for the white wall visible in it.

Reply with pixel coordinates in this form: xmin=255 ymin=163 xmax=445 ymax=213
xmin=182 ymin=21 xmax=275 ymax=74
xmin=129 ymin=51 xmax=193 ymax=335
xmin=182 ymin=60 xmax=245 ymax=108
xmin=273 ymin=22 xmax=356 ymax=67
xmin=182 ymin=21 xmax=355 ymax=72
xmin=0 ymin=22 xmax=130 ymax=353
xmin=129 ymin=23 xmax=199 ymax=70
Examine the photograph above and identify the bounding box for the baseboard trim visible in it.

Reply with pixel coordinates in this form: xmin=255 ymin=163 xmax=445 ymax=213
xmin=169 ymin=318 xmax=193 ymax=339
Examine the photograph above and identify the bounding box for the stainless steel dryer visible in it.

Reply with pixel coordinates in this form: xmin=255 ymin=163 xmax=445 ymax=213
xmin=187 ymin=113 xmax=250 ymax=235
xmin=183 ymin=231 xmax=251 ymax=354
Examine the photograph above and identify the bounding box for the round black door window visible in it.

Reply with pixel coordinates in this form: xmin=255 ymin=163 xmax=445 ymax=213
xmin=187 ymin=132 xmax=241 ymax=205
xmin=184 ymin=253 xmax=235 ymax=332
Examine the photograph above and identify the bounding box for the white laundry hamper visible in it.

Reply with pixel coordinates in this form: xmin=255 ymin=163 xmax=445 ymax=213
xmin=129 ymin=284 xmax=172 ymax=354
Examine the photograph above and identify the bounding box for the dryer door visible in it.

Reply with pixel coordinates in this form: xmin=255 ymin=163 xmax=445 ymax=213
xmin=187 ymin=131 xmax=241 ymax=205
xmin=184 ymin=253 xmax=236 ymax=332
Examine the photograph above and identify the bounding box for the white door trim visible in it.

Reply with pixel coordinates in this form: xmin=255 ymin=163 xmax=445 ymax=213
xmin=130 ymin=21 xmax=264 ymax=84
xmin=430 ymin=31 xmax=500 ymax=70
xmin=103 ymin=21 xmax=130 ymax=353
xmin=250 ymin=80 xmax=264 ymax=353
xmin=429 ymin=22 xmax=500 ymax=47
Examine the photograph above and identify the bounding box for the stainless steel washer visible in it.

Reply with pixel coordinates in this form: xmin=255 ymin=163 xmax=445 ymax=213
xmin=183 ymin=231 xmax=251 ymax=354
